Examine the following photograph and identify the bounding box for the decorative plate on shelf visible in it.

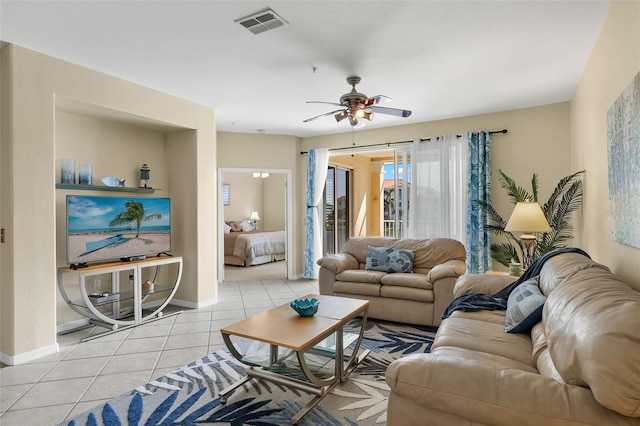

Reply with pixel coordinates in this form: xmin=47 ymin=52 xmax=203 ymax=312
xmin=101 ymin=177 xmax=126 ymax=187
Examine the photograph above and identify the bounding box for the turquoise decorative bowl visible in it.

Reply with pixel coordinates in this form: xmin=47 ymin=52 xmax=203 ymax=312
xmin=290 ymin=298 xmax=320 ymax=317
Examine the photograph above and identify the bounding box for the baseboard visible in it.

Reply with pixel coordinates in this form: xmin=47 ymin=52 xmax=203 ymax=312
xmin=0 ymin=342 xmax=59 ymax=366
xmin=169 ymin=297 xmax=217 ymax=310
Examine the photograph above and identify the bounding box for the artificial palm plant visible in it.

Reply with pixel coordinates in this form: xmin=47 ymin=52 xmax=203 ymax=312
xmin=475 ymin=169 xmax=584 ymax=267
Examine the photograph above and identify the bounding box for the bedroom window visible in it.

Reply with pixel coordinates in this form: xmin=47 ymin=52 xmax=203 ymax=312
xmin=323 ymin=166 xmax=350 ymax=255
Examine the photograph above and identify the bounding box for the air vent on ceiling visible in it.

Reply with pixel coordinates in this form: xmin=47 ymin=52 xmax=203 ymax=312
xmin=235 ymin=8 xmax=288 ymax=35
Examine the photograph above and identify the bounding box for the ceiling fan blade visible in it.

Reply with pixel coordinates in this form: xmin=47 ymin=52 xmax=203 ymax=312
xmin=303 ymin=109 xmax=346 ymax=123
xmin=306 ymin=101 xmax=344 ymax=107
xmin=369 ymin=105 xmax=412 ymax=118
xmin=365 ymin=95 xmax=391 ymax=106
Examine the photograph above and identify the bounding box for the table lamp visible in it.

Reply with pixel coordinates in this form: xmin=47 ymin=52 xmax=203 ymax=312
xmin=504 ymin=201 xmax=551 ymax=269
xmin=249 ymin=211 xmax=261 ymax=230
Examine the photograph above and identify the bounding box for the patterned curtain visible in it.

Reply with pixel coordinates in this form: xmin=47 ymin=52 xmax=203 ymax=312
xmin=466 ymin=131 xmax=492 ymax=273
xmin=304 ymin=148 xmax=329 ymax=278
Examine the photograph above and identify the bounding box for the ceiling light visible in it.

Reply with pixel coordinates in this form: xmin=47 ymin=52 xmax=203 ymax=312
xmin=235 ymin=8 xmax=288 ymax=35
xmin=354 ymin=108 xmax=365 ymax=118
xmin=348 ymin=115 xmax=358 ymax=126
xmin=363 ymin=111 xmax=374 ymax=121
xmin=335 ymin=111 xmax=348 ymax=122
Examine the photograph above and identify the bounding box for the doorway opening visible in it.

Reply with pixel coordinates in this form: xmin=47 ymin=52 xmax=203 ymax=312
xmin=217 ymin=168 xmax=293 ymax=283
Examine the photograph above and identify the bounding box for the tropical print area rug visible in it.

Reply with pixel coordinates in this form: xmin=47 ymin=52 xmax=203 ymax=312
xmin=63 ymin=319 xmax=436 ymax=426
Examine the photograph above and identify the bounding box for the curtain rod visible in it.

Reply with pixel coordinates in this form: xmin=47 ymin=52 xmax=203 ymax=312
xmin=299 ymin=129 xmax=507 ymax=155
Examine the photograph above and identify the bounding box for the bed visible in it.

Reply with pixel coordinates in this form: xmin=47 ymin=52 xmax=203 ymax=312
xmin=224 ymin=227 xmax=286 ymax=267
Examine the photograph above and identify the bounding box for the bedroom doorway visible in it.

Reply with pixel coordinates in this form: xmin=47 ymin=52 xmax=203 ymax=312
xmin=217 ymin=168 xmax=293 ymax=283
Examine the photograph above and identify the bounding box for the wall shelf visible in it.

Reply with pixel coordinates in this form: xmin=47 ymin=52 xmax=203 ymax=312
xmin=56 ymin=183 xmax=158 ymax=193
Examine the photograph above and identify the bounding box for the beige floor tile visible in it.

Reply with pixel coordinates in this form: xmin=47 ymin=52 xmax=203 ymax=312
xmin=164 ymin=332 xmax=210 ymax=350
xmin=40 ymin=357 xmax=110 ymax=382
xmin=0 ymin=362 xmax=56 ymax=386
xmin=62 ymin=340 xmax=122 ymax=361
xmin=11 ymin=377 xmax=94 ymax=410
xmin=0 ymin=403 xmax=75 ymax=426
xmin=101 ymin=352 xmax=160 ymax=375
xmin=115 ymin=336 xmax=167 ymax=355
xmin=0 ymin=384 xmax=32 ymax=412
xmin=155 ymin=346 xmax=208 ymax=370
xmin=80 ymin=370 xmax=152 ymax=402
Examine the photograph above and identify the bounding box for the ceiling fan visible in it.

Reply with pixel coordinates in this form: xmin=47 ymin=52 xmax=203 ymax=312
xmin=303 ymin=76 xmax=412 ymax=127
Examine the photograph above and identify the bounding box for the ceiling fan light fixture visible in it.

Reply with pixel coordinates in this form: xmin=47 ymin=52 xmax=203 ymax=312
xmin=348 ymin=115 xmax=359 ymax=126
xmin=363 ymin=111 xmax=374 ymax=121
xmin=354 ymin=108 xmax=365 ymax=118
xmin=335 ymin=110 xmax=348 ymax=122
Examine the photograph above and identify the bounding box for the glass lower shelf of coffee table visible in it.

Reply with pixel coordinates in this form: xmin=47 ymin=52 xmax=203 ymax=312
xmin=231 ymin=331 xmax=360 ymax=381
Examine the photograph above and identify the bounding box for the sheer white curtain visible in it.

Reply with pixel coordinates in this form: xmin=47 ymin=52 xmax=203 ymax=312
xmin=408 ymin=134 xmax=467 ymax=243
xmin=304 ymin=148 xmax=329 ymax=278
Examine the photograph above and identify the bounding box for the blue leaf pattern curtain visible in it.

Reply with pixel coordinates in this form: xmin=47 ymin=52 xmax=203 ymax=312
xmin=304 ymin=148 xmax=329 ymax=278
xmin=466 ymin=131 xmax=492 ymax=273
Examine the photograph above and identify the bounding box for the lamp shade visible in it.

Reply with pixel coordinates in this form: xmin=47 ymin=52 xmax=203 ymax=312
xmin=504 ymin=202 xmax=551 ymax=233
xmin=249 ymin=211 xmax=261 ymax=221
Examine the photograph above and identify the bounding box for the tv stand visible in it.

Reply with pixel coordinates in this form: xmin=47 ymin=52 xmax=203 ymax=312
xmin=57 ymin=256 xmax=183 ymax=341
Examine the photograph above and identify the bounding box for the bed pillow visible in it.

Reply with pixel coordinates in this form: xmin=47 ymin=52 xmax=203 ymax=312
xmin=239 ymin=220 xmax=252 ymax=232
xmin=224 ymin=223 xmax=232 ymax=233
xmin=505 ymin=276 xmax=546 ymax=333
xmin=227 ymin=221 xmax=242 ymax=232
xmin=365 ymin=246 xmax=415 ymax=273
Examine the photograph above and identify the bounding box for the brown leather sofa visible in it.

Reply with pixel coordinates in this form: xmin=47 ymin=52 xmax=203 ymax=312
xmin=385 ymin=252 xmax=640 ymax=425
xmin=317 ymin=237 xmax=466 ymax=326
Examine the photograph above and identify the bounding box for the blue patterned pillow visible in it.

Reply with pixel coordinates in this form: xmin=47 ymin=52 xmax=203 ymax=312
xmin=365 ymin=246 xmax=415 ymax=273
xmin=505 ymin=276 xmax=546 ymax=333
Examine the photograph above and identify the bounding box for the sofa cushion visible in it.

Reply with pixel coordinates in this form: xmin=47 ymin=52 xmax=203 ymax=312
xmin=365 ymin=246 xmax=415 ymax=273
xmin=336 ymin=269 xmax=386 ymax=284
xmin=432 ymin=316 xmax=534 ymax=367
xmin=334 ymin=281 xmax=381 ymax=297
xmin=544 ymin=266 xmax=640 ymax=417
xmin=504 ymin=277 xmax=546 ymax=333
xmin=381 ymin=285 xmax=434 ymax=302
xmin=380 ymin=273 xmax=433 ymax=290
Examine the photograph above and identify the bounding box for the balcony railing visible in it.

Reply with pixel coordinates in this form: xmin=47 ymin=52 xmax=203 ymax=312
xmin=383 ymin=220 xmax=404 ymax=238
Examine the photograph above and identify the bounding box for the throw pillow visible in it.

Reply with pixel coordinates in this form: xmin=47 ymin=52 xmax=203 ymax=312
xmin=365 ymin=246 xmax=415 ymax=273
xmin=227 ymin=221 xmax=242 ymax=232
xmin=239 ymin=220 xmax=252 ymax=232
xmin=224 ymin=223 xmax=232 ymax=234
xmin=505 ymin=276 xmax=546 ymax=333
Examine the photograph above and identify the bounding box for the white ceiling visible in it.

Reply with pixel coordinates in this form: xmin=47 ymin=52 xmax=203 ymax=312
xmin=0 ymin=0 xmax=610 ymax=138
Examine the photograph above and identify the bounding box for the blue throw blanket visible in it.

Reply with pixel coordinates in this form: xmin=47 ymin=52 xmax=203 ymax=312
xmin=441 ymin=247 xmax=590 ymax=319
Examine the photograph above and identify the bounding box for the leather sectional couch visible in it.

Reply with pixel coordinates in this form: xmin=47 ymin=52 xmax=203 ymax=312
xmin=385 ymin=252 xmax=640 ymax=425
xmin=317 ymin=237 xmax=466 ymax=326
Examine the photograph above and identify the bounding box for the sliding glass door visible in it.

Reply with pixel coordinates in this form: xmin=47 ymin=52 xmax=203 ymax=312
xmin=323 ymin=166 xmax=350 ymax=255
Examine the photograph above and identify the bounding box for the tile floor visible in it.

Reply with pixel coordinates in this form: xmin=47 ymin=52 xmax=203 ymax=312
xmin=0 ymin=278 xmax=319 ymax=426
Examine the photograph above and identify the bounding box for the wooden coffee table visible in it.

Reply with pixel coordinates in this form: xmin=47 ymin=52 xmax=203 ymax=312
xmin=219 ymin=294 xmax=370 ymax=424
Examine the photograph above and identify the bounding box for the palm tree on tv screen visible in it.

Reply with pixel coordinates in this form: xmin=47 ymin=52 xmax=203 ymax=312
xmin=109 ymin=200 xmax=161 ymax=238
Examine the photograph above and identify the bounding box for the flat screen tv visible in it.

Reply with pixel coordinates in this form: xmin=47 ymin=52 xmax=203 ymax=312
xmin=66 ymin=195 xmax=171 ymax=266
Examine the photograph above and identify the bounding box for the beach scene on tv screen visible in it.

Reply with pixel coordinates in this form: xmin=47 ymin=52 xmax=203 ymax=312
xmin=67 ymin=196 xmax=171 ymax=264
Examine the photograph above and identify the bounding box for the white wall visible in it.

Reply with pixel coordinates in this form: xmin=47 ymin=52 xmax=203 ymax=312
xmin=0 ymin=45 xmax=216 ymax=364
xmin=571 ymin=1 xmax=640 ymax=291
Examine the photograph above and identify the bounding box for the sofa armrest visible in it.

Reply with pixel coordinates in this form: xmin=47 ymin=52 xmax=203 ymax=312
xmin=426 ymin=259 xmax=466 ymax=282
xmin=317 ymin=253 xmax=359 ymax=275
xmin=453 ymin=274 xmax=517 ymax=298
xmin=386 ymin=350 xmax=621 ymax=425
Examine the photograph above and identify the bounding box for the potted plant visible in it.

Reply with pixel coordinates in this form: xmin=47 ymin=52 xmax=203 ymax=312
xmin=475 ymin=169 xmax=584 ymax=267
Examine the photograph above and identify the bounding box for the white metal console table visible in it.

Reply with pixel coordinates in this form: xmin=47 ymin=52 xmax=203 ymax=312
xmin=57 ymin=256 xmax=182 ymax=341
